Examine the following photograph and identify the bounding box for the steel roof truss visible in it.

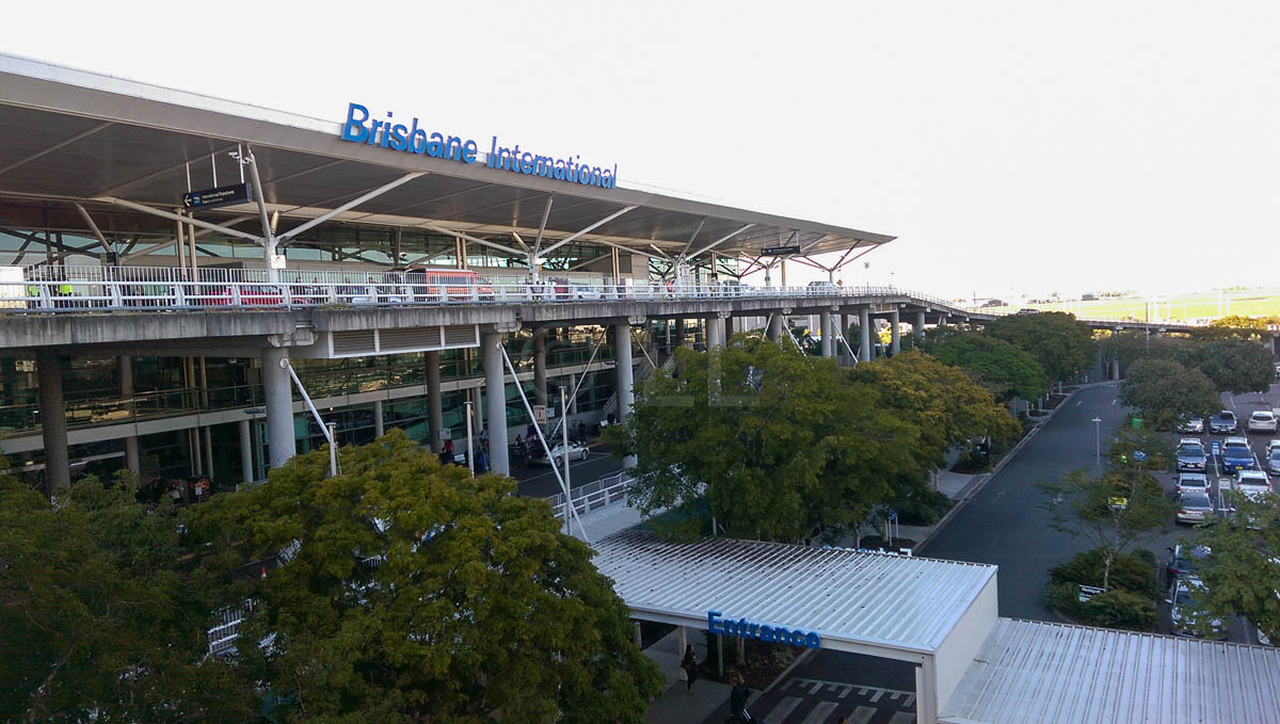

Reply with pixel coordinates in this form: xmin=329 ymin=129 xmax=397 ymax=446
xmin=278 ymin=171 xmax=425 ymax=241
xmin=684 ymin=223 xmax=756 ymax=262
xmin=539 ymin=205 xmax=639 ymax=257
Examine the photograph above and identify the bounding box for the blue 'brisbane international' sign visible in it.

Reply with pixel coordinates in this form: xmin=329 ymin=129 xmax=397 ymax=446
xmin=707 ymin=610 xmax=821 ymax=649
xmin=339 ymin=103 xmax=618 ymax=189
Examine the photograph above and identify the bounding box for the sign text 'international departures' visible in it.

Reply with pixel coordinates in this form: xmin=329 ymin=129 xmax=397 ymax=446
xmin=338 ymin=103 xmax=618 ymax=189
xmin=707 ymin=611 xmax=821 ymax=649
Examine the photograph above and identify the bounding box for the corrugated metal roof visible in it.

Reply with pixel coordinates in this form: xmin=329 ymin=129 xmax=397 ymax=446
xmin=941 ymin=618 xmax=1280 ymax=724
xmin=592 ymin=529 xmax=996 ymax=654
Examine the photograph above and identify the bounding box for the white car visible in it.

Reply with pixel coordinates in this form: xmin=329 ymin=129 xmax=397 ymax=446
xmin=1169 ymin=578 xmax=1226 ymax=639
xmin=533 ymin=441 xmax=589 ymax=465
xmin=1268 ymin=439 xmax=1280 ymax=458
xmin=1249 ymin=410 xmax=1278 ymax=434
xmin=1175 ymin=472 xmax=1210 ymax=495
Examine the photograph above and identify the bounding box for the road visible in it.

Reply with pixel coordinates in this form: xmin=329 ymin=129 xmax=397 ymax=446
xmin=921 ymin=382 xmax=1127 ymax=620
xmin=513 ymin=443 xmax=624 ymax=498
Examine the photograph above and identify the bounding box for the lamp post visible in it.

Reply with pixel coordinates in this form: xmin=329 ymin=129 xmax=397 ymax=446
xmin=464 ymin=400 xmax=474 ymax=477
xmin=1093 ymin=416 xmax=1102 ymax=477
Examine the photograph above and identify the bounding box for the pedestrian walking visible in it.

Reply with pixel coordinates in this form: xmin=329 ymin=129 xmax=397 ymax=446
xmin=729 ymin=673 xmax=754 ymax=723
xmin=680 ymin=644 xmax=699 ymax=694
xmin=577 ymin=420 xmax=587 ymax=445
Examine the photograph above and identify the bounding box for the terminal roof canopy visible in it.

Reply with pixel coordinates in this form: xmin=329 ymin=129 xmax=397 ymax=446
xmin=0 ymin=53 xmax=894 ymax=261
xmin=594 ymin=529 xmax=996 ymax=656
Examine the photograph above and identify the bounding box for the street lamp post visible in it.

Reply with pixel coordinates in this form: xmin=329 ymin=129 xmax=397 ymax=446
xmin=1093 ymin=416 xmax=1102 ymax=476
xmin=464 ymin=400 xmax=474 ymax=477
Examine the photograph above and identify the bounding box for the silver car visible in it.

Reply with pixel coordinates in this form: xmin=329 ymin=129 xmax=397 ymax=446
xmin=1175 ymin=490 xmax=1213 ymax=524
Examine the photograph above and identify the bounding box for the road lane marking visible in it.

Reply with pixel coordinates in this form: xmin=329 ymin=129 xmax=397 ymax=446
xmin=1076 ymin=400 xmax=1083 ymax=407
xmin=1111 ymin=398 xmax=1117 ymax=405
xmin=798 ymin=702 xmax=837 ymax=724
xmin=762 ymin=696 xmax=802 ymax=723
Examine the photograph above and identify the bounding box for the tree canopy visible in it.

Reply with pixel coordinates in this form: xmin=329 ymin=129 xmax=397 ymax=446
xmin=1191 ymin=493 xmax=1280 ymax=646
xmin=190 ymin=430 xmax=663 ymax=723
xmin=1118 ymin=358 xmax=1220 ymax=431
xmin=606 ymin=342 xmax=1017 ymax=543
xmin=984 ymin=312 xmax=1096 ymax=382
xmin=1101 ymin=331 xmax=1275 ymax=394
xmin=931 ymin=330 xmax=1049 ymax=401
xmin=0 ymin=474 xmax=251 ymax=721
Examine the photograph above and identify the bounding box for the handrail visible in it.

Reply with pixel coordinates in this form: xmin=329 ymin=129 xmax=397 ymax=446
xmin=543 ymin=470 xmax=635 ymax=520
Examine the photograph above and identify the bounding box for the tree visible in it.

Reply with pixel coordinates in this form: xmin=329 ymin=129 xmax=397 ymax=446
xmin=1039 ymin=469 xmax=1171 ymax=591
xmin=1190 ymin=493 xmax=1280 ymax=646
xmin=1175 ymin=338 xmax=1275 ymax=394
xmin=606 ymin=339 xmax=926 ymax=543
xmin=0 ymin=473 xmax=252 ymax=721
xmin=1118 ymin=358 xmax=1219 ymax=431
xmin=932 ymin=331 xmax=1049 ymax=401
xmin=190 ymin=430 xmax=663 ymax=723
xmin=984 ymin=312 xmax=1096 ymax=383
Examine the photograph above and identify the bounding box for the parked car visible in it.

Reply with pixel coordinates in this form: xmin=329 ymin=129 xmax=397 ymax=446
xmin=532 ymin=441 xmax=589 ymax=465
xmin=1174 ymin=490 xmax=1214 ymax=525
xmin=1248 ymin=410 xmax=1278 ymax=434
xmin=1169 ymin=578 xmax=1227 ymax=639
xmin=1268 ymin=439 xmax=1280 ymax=458
xmin=1209 ymin=410 xmax=1238 ymax=434
xmin=1220 ymin=438 xmax=1255 ymax=473
xmin=807 ymin=281 xmax=837 ymax=294
xmin=1270 ymin=448 xmax=1280 ymax=476
xmin=1176 ymin=415 xmax=1205 ymax=434
xmin=1165 ymin=544 xmax=1211 ymax=588
xmin=1231 ymin=469 xmax=1272 ymax=498
xmin=1175 ymin=472 xmax=1210 ymax=495
xmin=1176 ymin=440 xmax=1207 ymax=472
xmin=199 ymin=284 xmax=285 ymax=306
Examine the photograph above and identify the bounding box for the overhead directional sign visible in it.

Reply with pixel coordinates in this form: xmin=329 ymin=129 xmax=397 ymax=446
xmin=182 ymin=183 xmax=252 ymax=210
xmin=761 ymin=245 xmax=802 ymax=256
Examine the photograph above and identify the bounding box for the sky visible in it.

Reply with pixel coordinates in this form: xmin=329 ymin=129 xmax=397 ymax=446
xmin=6 ymin=1 xmax=1280 ymax=300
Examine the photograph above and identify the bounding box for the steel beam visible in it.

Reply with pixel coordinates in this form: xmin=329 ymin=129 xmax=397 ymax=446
xmin=539 ymin=205 xmax=639 ymax=256
xmin=419 ymin=224 xmax=525 ymax=258
xmin=684 ymin=223 xmax=756 ymax=261
xmin=278 ymin=172 xmax=426 ymax=240
xmin=94 ymin=196 xmax=261 ymax=242
xmin=0 ymin=122 xmax=112 ymax=178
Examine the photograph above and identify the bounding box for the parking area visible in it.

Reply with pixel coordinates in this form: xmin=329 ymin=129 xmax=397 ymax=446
xmin=1151 ymin=382 xmax=1280 ymax=644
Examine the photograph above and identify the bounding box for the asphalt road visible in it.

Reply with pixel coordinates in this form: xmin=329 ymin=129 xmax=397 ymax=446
xmin=512 ymin=443 xmax=624 ymax=498
xmin=921 ymin=382 xmax=1128 ymax=620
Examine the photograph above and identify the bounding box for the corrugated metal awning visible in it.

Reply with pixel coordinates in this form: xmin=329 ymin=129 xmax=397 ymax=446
xmin=941 ymin=618 xmax=1280 ymax=724
xmin=593 ymin=529 xmax=997 ymax=657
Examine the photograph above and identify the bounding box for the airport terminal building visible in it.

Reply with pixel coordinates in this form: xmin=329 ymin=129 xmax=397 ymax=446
xmin=4 ymin=54 xmax=1278 ymax=724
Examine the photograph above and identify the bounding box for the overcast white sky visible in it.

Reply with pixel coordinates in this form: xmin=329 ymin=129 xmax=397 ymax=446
xmin=7 ymin=1 xmax=1280 ymax=299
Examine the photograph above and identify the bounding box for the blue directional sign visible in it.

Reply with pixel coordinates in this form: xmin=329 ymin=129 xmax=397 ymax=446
xmin=1133 ymin=451 xmax=1148 ymax=462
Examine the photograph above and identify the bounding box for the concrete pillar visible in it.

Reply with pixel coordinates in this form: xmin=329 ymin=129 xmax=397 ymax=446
xmin=262 ymin=346 xmax=296 ymax=471
xmin=614 ymin=322 xmax=636 ymax=469
xmin=916 ymin=311 xmax=927 ymax=343
xmin=767 ymin=313 xmax=782 ymax=342
xmin=568 ymin=373 xmax=579 ymax=414
xmin=890 ymin=310 xmax=901 ymax=354
xmin=37 ymin=350 xmax=70 ymax=491
xmin=373 ymin=399 xmax=385 ymax=438
xmin=664 ymin=319 xmax=672 ymax=353
xmin=239 ymin=418 xmax=254 ymax=484
xmin=472 ymin=387 xmax=483 ymax=430
xmin=723 ymin=314 xmax=732 ymax=344
xmin=482 ymin=331 xmax=509 ymax=476
xmin=939 ymin=314 xmax=949 ymax=327
xmin=706 ymin=315 xmax=725 ymax=348
xmin=860 ymin=308 xmax=872 ymax=362
xmin=820 ymin=309 xmax=834 ymax=357
xmin=203 ymin=426 xmax=214 ymax=480
xmin=533 ymin=328 xmax=548 ymax=411
xmin=426 ymin=351 xmax=443 ymax=453
xmin=119 ymin=355 xmax=140 ymax=476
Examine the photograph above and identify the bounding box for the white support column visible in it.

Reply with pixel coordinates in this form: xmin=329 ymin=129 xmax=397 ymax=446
xmin=706 ymin=315 xmax=725 ymax=348
xmin=614 ymin=322 xmax=636 ymax=469
xmin=820 ymin=309 xmax=834 ymax=357
xmin=203 ymin=426 xmax=214 ymax=480
xmin=37 ymin=350 xmax=70 ymax=491
xmin=916 ymin=311 xmax=927 ymax=343
xmin=472 ymin=387 xmax=483 ymax=430
xmin=373 ymin=400 xmax=385 ymax=438
xmin=890 ymin=309 xmax=901 ymax=354
xmin=262 ymin=346 xmax=296 ymax=470
xmin=239 ymin=418 xmax=254 ymax=484
xmin=119 ymin=355 xmax=140 ymax=476
xmin=483 ymin=332 xmax=510 ymax=476
xmin=426 ymin=351 xmax=443 ymax=453
xmin=860 ymin=307 xmax=872 ymax=362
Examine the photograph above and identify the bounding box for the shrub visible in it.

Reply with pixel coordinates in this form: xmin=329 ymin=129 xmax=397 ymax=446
xmin=1081 ymin=588 xmax=1157 ymax=631
xmin=893 ymin=488 xmax=954 ymax=526
xmin=1048 ymin=548 xmax=1162 ymax=601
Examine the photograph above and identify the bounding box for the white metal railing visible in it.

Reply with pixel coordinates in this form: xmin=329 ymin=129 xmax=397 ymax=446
xmin=0 ymin=265 xmax=975 ymax=314
xmin=544 ymin=470 xmax=635 ymax=519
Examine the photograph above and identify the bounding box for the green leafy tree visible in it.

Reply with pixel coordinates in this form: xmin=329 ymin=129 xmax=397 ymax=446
xmin=1190 ymin=493 xmax=1280 ymax=646
xmin=607 ymin=339 xmax=925 ymax=542
xmin=1200 ymin=315 xmax=1280 ymax=342
xmin=0 ymin=473 xmax=252 ymax=721
xmin=190 ymin=430 xmax=662 ymax=723
xmin=932 ymin=331 xmax=1049 ymax=401
xmin=1175 ymin=338 xmax=1275 ymax=394
xmin=1118 ymin=358 xmax=1220 ymax=431
xmin=985 ymin=311 xmax=1096 ymax=383
xmin=1039 ymin=469 xmax=1171 ymax=591
xmin=1107 ymin=427 xmax=1176 ymax=472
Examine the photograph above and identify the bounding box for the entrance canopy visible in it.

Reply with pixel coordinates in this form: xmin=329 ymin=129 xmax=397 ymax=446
xmin=593 ymin=529 xmax=998 ymax=661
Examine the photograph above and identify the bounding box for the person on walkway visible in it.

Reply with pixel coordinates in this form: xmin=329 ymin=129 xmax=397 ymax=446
xmin=577 ymin=420 xmax=587 ymax=445
xmin=729 ymin=673 xmax=754 ymax=723
xmin=680 ymin=644 xmax=698 ymax=694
